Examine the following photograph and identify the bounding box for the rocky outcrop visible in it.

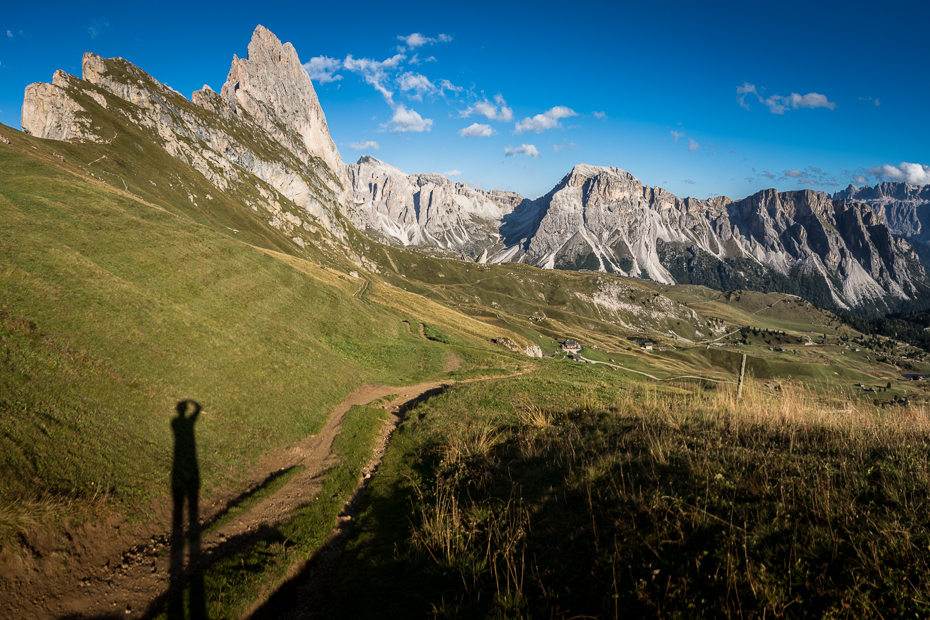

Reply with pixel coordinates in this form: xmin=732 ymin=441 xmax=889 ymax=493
xmin=352 ymin=163 xmax=929 ymax=313
xmin=216 ymin=25 xmax=348 ymax=202
xmin=21 ymin=71 xmax=99 ymax=142
xmin=344 ymin=156 xmax=526 ymax=257
xmin=21 ymin=25 xmax=347 ymax=234
xmin=834 ymin=182 xmax=930 ymax=240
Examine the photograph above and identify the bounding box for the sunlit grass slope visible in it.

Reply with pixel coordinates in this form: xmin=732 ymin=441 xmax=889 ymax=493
xmin=0 ymin=129 xmax=525 ymax=544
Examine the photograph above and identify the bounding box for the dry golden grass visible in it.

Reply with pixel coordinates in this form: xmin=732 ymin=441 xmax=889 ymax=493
xmin=352 ymin=370 xmax=930 ymax=618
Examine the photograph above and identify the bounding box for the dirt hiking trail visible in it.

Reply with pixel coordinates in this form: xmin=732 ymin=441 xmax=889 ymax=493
xmin=0 ymin=362 xmax=532 ymax=619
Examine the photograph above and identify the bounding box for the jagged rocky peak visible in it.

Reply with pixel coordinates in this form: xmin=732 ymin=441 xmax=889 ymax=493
xmin=213 ymin=25 xmax=346 ymax=189
xmin=344 ymin=156 xmax=525 ymax=254
xmin=834 ymin=181 xmax=930 ymax=240
xmin=19 ymin=25 xmax=348 ymax=234
xmin=21 ymin=70 xmax=89 ymax=141
xmin=353 ymin=155 xmax=407 ymax=177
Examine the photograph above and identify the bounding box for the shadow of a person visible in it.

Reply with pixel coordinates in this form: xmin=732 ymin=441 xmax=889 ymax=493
xmin=169 ymin=399 xmax=207 ymax=619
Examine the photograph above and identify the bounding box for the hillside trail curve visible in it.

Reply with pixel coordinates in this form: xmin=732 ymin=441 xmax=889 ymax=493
xmin=0 ymin=360 xmax=535 ymax=619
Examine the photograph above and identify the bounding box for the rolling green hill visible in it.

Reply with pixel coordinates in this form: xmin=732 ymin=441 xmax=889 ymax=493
xmin=4 ymin=42 xmax=930 ymax=616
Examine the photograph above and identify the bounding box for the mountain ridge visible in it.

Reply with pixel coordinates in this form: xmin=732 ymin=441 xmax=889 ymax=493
xmin=19 ymin=24 xmax=929 ymax=316
xmin=349 ymin=160 xmax=928 ymax=313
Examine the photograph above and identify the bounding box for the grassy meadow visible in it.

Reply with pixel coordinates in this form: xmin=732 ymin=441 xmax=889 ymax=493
xmin=324 ymin=365 xmax=930 ymax=619
xmin=0 ymin=127 xmax=527 ymax=550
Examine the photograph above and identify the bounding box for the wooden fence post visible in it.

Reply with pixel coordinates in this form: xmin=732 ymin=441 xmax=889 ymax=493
xmin=737 ymin=353 xmax=747 ymax=399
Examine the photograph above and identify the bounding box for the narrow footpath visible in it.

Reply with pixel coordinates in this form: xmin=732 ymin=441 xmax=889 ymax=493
xmin=0 ymin=362 xmax=530 ymax=619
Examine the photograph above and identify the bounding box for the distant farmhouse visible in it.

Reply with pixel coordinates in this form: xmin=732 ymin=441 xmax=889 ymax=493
xmin=561 ymin=339 xmax=581 ymax=352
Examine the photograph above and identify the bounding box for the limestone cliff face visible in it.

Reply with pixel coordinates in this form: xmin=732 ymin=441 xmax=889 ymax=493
xmin=21 ymin=70 xmax=103 ymax=142
xmin=351 ymin=162 xmax=928 ymax=312
xmin=21 ymin=25 xmax=347 ymax=234
xmin=508 ymin=166 xmax=927 ymax=310
xmin=835 ymin=182 xmax=930 ymax=240
xmin=217 ymin=25 xmax=347 ymax=201
xmin=344 ymin=156 xmax=526 ymax=258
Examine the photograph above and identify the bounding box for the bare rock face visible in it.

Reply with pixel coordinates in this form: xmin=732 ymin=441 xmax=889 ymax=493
xmin=218 ymin=25 xmax=348 ymax=202
xmin=21 ymin=71 xmax=99 ymax=141
xmin=835 ymin=182 xmax=930 ymax=240
xmin=345 ymin=156 xmax=526 ymax=258
xmin=20 ymin=25 xmax=347 ymax=235
xmin=351 ymin=162 xmax=928 ymax=312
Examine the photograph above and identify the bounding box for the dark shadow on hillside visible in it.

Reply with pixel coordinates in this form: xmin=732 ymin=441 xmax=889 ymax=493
xmin=499 ymin=197 xmax=545 ymax=250
xmin=135 ymin=520 xmax=288 ymax=619
xmin=168 ymin=399 xmax=206 ymax=619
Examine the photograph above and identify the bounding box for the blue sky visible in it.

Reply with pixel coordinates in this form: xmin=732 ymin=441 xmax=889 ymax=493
xmin=2 ymin=0 xmax=928 ymax=200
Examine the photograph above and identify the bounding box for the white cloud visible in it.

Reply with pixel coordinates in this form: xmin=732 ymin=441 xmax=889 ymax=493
xmin=443 ymin=169 xmax=462 ymax=177
xmin=737 ymin=82 xmax=835 ymax=114
xmin=853 ymin=175 xmax=868 ymax=185
xmin=504 ymin=144 xmax=541 ymax=159
xmin=736 ymin=82 xmax=759 ymax=110
xmin=348 ymin=140 xmax=380 ymax=151
xmin=458 ymin=123 xmax=493 ymax=138
xmin=303 ymin=56 xmax=343 ymax=84
xmin=398 ymin=33 xmax=432 ymax=48
xmin=343 ymin=53 xmax=406 ymax=103
xmin=6 ymin=30 xmax=11 ymax=39
xmin=397 ymin=71 xmax=435 ymax=100
xmin=397 ymin=33 xmax=452 ymax=50
xmin=593 ymin=111 xmax=607 ymax=119
xmin=439 ymin=79 xmax=463 ymax=95
xmin=764 ymin=92 xmax=836 ymax=114
xmin=682 ymin=179 xmax=697 ymax=185
xmin=688 ymin=139 xmax=699 ymax=152
xmin=460 ymin=93 xmax=513 ymax=122
xmin=88 ymin=19 xmax=108 ymax=39
xmin=515 ymin=106 xmax=577 ymax=133
xmin=553 ymin=142 xmax=577 ymax=152
xmin=387 ymin=105 xmax=433 ymax=132
xmin=670 ymin=130 xmax=684 ymax=142
xmin=784 ymin=169 xmax=803 ymax=177
xmin=867 ymin=162 xmax=930 ymax=185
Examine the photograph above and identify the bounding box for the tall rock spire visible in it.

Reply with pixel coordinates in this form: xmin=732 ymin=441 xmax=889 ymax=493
xmin=219 ymin=25 xmax=347 ymax=197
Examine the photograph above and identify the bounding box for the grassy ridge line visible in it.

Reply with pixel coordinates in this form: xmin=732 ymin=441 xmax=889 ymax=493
xmin=0 ymin=135 xmax=512 ymax=545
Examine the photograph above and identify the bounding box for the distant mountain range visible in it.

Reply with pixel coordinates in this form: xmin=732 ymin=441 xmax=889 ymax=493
xmin=834 ymin=182 xmax=930 ymax=241
xmin=19 ymin=25 xmax=930 ymax=316
xmin=347 ymin=158 xmax=930 ymax=313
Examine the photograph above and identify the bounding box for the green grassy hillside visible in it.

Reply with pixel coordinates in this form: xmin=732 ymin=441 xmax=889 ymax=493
xmin=0 ymin=127 xmax=528 ymax=546
xmin=6 ymin=114 xmax=930 ymax=617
